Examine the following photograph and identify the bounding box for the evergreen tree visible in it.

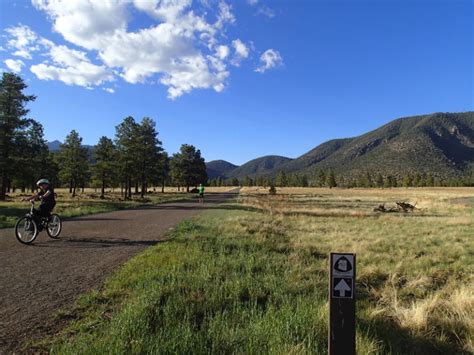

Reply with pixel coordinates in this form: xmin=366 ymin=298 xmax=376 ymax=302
xmin=300 ymin=174 xmax=309 ymax=187
xmin=403 ymin=174 xmax=413 ymax=188
xmin=316 ymin=170 xmax=326 ymax=187
xmin=93 ymin=136 xmax=117 ymax=198
xmin=115 ymin=116 xmax=140 ymax=199
xmin=244 ymin=176 xmax=253 ymax=186
xmin=0 ymin=73 xmax=36 ymax=199
xmin=170 ymin=144 xmax=207 ymax=192
xmin=136 ymin=117 xmax=164 ymax=197
xmin=327 ymin=170 xmax=337 ymax=188
xmin=13 ymin=120 xmax=49 ymax=192
xmin=58 ymin=130 xmax=89 ymax=197
xmin=231 ymin=177 xmax=240 ymax=186
xmin=376 ymin=173 xmax=384 ymax=188
xmin=275 ymin=170 xmax=288 ymax=187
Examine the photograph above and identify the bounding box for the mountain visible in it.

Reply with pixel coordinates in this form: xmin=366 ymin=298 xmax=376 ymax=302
xmin=206 ymin=160 xmax=238 ymax=179
xmin=227 ymin=155 xmax=293 ymax=179
xmin=47 ymin=140 xmax=62 ymax=151
xmin=47 ymin=140 xmax=95 ymax=153
xmin=280 ymin=112 xmax=474 ymax=178
xmin=217 ymin=112 xmax=474 ymax=180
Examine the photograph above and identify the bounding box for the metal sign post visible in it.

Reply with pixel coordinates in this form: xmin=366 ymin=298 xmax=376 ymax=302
xmin=329 ymin=253 xmax=356 ymax=355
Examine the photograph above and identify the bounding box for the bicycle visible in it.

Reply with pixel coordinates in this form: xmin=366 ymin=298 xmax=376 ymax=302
xmin=14 ymin=201 xmax=62 ymax=244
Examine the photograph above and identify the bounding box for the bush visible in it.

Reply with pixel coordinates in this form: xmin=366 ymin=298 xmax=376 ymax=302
xmin=269 ymin=185 xmax=276 ymax=195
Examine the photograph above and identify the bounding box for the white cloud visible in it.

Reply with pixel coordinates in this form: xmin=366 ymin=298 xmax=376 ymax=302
xmin=231 ymin=39 xmax=249 ymax=66
xmin=257 ymin=5 xmax=275 ymax=18
xmin=216 ymin=45 xmax=229 ymax=60
xmin=133 ymin=0 xmax=192 ymax=22
xmin=30 ymin=61 xmax=113 ymax=87
xmin=5 ymin=24 xmax=39 ymax=59
xmin=103 ymin=87 xmax=115 ymax=93
xmin=31 ymin=40 xmax=113 ymax=87
xmin=31 ymin=0 xmax=128 ymax=50
xmin=3 ymin=0 xmax=278 ymax=98
xmin=255 ymin=49 xmax=283 ymax=73
xmin=215 ymin=2 xmax=235 ymax=29
xmin=247 ymin=0 xmax=258 ymax=5
xmin=4 ymin=58 xmax=25 ymax=72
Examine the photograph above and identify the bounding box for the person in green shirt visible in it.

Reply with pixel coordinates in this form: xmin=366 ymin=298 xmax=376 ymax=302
xmin=198 ymin=183 xmax=205 ymax=203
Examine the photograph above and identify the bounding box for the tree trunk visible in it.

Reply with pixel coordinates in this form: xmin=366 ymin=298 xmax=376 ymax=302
xmin=72 ymin=182 xmax=76 ymax=197
xmin=141 ymin=173 xmax=146 ymax=198
xmin=100 ymin=174 xmax=105 ymax=199
xmin=186 ymin=185 xmax=190 ymax=193
xmin=128 ymin=178 xmax=132 ymax=199
xmin=161 ymin=180 xmax=165 ymax=193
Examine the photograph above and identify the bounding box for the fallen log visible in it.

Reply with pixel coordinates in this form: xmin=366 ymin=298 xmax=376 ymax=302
xmin=396 ymin=201 xmax=417 ymax=212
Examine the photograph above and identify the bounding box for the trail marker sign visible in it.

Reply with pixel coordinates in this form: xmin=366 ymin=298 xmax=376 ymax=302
xmin=329 ymin=253 xmax=356 ymax=355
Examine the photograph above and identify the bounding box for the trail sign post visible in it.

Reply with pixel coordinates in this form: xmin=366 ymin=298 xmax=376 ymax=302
xmin=329 ymin=253 xmax=356 ymax=355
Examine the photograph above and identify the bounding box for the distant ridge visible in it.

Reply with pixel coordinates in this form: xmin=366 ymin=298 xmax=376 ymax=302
xmin=46 ymin=140 xmax=62 ymax=151
xmin=211 ymin=112 xmax=474 ymax=180
xmin=227 ymin=155 xmax=293 ymax=178
xmin=47 ymin=140 xmax=94 ymax=152
xmin=206 ymin=160 xmax=238 ymax=179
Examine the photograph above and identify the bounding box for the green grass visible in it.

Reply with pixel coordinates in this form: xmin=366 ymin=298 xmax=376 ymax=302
xmin=0 ymin=193 xmax=187 ymax=229
xmin=39 ymin=189 xmax=473 ymax=354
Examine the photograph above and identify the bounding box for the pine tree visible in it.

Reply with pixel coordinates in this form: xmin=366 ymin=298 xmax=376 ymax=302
xmin=327 ymin=170 xmax=337 ymax=188
xmin=115 ymin=116 xmax=140 ymax=199
xmin=58 ymin=130 xmax=89 ymax=197
xmin=275 ymin=170 xmax=288 ymax=187
xmin=93 ymin=136 xmax=117 ymax=199
xmin=0 ymin=73 xmax=36 ymax=199
xmin=376 ymin=173 xmax=384 ymax=188
xmin=403 ymin=174 xmax=413 ymax=188
xmin=136 ymin=117 xmax=164 ymax=197
xmin=316 ymin=170 xmax=326 ymax=187
xmin=170 ymin=144 xmax=207 ymax=192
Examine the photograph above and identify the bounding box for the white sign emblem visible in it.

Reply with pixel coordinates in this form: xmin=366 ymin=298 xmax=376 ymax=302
xmin=331 ymin=253 xmax=355 ymax=299
xmin=332 ymin=254 xmax=354 ymax=277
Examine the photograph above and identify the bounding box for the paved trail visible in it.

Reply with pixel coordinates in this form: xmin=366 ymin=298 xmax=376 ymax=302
xmin=0 ymin=191 xmax=238 ymax=352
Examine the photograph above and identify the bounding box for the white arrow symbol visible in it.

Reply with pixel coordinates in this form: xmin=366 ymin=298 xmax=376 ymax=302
xmin=334 ymin=279 xmax=351 ymax=297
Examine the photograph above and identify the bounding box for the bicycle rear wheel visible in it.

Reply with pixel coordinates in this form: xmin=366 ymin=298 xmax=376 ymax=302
xmin=15 ymin=217 xmax=39 ymax=244
xmin=46 ymin=214 xmax=62 ymax=239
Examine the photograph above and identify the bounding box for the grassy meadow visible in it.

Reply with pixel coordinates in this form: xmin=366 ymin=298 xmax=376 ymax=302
xmin=37 ymin=188 xmax=473 ymax=354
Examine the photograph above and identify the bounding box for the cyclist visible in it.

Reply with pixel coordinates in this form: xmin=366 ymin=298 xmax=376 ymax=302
xmin=198 ymin=183 xmax=205 ymax=203
xmin=26 ymin=179 xmax=56 ymax=221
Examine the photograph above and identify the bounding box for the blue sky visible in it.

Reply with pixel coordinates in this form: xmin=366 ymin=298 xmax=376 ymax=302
xmin=1 ymin=0 xmax=472 ymax=165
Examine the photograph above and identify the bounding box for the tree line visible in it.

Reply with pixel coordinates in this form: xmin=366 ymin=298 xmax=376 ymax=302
xmin=0 ymin=73 xmax=207 ymax=200
xmin=209 ymin=169 xmax=474 ymax=188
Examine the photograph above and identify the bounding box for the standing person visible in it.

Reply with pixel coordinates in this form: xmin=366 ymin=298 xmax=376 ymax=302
xmin=198 ymin=183 xmax=205 ymax=203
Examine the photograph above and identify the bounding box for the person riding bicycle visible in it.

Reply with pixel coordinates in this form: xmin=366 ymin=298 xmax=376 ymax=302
xmin=26 ymin=179 xmax=56 ymax=220
xmin=198 ymin=183 xmax=205 ymax=203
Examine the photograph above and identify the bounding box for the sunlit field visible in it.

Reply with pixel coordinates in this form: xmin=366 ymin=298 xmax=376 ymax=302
xmin=39 ymin=187 xmax=473 ymax=354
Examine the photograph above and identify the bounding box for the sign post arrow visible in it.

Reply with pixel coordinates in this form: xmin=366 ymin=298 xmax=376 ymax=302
xmin=329 ymin=253 xmax=356 ymax=355
xmin=334 ymin=279 xmax=351 ymax=297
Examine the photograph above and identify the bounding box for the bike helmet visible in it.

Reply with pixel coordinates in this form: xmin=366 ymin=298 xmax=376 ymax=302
xmin=36 ymin=178 xmax=50 ymax=186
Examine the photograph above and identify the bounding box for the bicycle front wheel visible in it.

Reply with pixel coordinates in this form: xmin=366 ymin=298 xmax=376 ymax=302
xmin=46 ymin=214 xmax=62 ymax=239
xmin=15 ymin=217 xmax=39 ymax=244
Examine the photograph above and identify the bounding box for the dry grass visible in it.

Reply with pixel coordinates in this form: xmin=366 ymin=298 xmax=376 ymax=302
xmin=38 ymin=187 xmax=473 ymax=354
xmin=236 ymin=187 xmax=474 ymax=353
